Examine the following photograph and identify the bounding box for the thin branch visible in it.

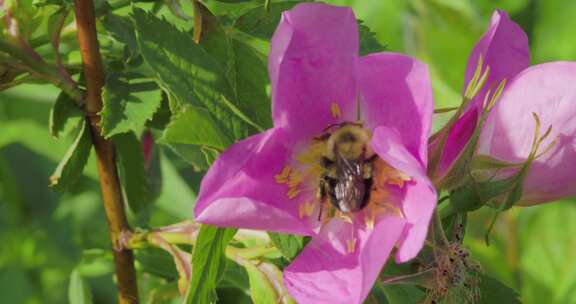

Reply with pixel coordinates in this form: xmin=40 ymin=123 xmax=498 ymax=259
xmin=73 ymin=1 xmax=139 ymax=303
xmin=0 ymin=39 xmax=82 ymax=101
xmin=51 ymin=8 xmax=78 ymax=95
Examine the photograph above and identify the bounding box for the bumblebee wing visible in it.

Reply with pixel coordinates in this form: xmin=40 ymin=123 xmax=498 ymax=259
xmin=334 ymin=153 xmax=367 ymax=212
xmin=336 ymin=153 xmax=363 ymax=177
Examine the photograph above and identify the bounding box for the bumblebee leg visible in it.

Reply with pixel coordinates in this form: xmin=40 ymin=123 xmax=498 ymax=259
xmin=317 ymin=177 xmax=328 ymax=221
xmin=360 ymin=178 xmax=373 ymax=210
xmin=363 ymin=162 xmax=373 ymax=179
xmin=365 ymin=154 xmax=377 ymax=162
xmin=318 ymin=176 xmax=327 ymax=199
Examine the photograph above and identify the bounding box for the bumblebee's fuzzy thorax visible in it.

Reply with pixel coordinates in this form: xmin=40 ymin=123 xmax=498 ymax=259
xmin=325 ymin=123 xmax=374 ymax=161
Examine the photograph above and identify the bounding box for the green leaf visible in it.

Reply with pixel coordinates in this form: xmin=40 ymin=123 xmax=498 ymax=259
xmin=267 ymin=232 xmax=305 ymax=261
xmin=244 ymin=261 xmax=281 ymax=304
xmin=3 ymin=1 xmax=41 ymax=40
xmin=229 ymin=40 xmax=272 ymax=129
xmin=234 ymin=1 xmax=300 ymax=40
xmin=220 ymin=259 xmax=250 ymax=290
xmin=196 ymin=2 xmax=272 ymax=129
xmin=163 ymin=143 xmax=212 ymax=171
xmin=68 ymin=269 xmax=93 ymax=304
xmin=49 ymin=119 xmax=92 ymax=192
xmin=187 ymin=225 xmax=237 ymax=304
xmin=368 ymin=283 xmax=391 ymax=304
xmin=101 ymin=11 xmax=138 ymax=52
xmin=112 ymin=132 xmax=149 ymax=218
xmin=136 ymin=247 xmax=178 ymax=280
xmin=101 ymin=74 xmax=162 ymax=138
xmin=358 ymin=21 xmax=386 ymax=56
xmin=240 ymin=260 xmax=296 ymax=304
xmin=147 ymin=92 xmax=172 ymax=130
xmin=162 ymin=105 xmax=232 ymax=150
xmin=132 ymin=8 xmax=259 ymax=141
xmin=471 ymin=154 xmax=522 ymax=171
xmin=450 ymin=183 xmax=483 ymax=213
xmin=49 ymin=90 xmax=83 ymax=138
xmin=380 ymin=284 xmax=425 ymax=304
xmin=477 ymin=274 xmax=520 ymax=304
xmin=213 ymin=0 xmax=252 ymax=3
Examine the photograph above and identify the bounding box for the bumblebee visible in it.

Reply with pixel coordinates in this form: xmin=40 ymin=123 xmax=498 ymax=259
xmin=317 ymin=123 xmax=376 ymax=213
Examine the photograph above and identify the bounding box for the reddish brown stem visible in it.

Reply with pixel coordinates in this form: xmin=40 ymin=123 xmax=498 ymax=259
xmin=73 ymin=1 xmax=139 ymax=303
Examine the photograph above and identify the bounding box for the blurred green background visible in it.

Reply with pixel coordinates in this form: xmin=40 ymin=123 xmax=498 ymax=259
xmin=1 ymin=0 xmax=576 ymax=303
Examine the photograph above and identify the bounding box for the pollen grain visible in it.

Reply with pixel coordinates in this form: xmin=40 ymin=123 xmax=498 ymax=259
xmin=330 ymin=102 xmax=342 ymax=118
xmin=346 ymin=238 xmax=357 ymax=254
xmin=298 ymin=201 xmax=315 ymax=219
xmin=274 ymin=165 xmax=292 ymax=184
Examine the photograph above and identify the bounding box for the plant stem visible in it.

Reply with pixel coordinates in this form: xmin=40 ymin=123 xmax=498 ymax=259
xmin=438 ymin=201 xmax=455 ymax=219
xmin=0 ymin=39 xmax=82 ymax=101
xmin=433 ymin=209 xmax=450 ymax=247
xmin=73 ymin=1 xmax=139 ymax=303
xmin=192 ymin=0 xmax=203 ymax=43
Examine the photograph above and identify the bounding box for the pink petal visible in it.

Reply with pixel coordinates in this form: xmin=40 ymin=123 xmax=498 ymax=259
xmin=463 ymin=10 xmax=529 ymax=97
xmin=479 ymin=62 xmax=576 ymax=205
xmin=269 ymin=3 xmax=358 ymax=141
xmin=370 ymin=126 xmax=437 ymax=262
xmin=436 ymin=107 xmax=479 ymax=177
xmin=370 ymin=126 xmax=427 ymax=179
xmin=284 ymin=216 xmax=406 ymax=304
xmin=194 ymin=128 xmax=316 ymax=235
xmin=357 ymin=52 xmax=434 ymax=164
xmin=393 ymin=177 xmax=437 ymax=262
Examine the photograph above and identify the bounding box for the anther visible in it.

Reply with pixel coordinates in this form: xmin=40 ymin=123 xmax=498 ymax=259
xmin=330 ymin=102 xmax=341 ymax=118
xmin=346 ymin=238 xmax=356 ymax=253
xmin=275 ymin=166 xmax=292 ymax=184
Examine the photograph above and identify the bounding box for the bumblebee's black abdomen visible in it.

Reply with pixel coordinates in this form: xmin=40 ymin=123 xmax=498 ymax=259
xmin=322 ymin=176 xmax=372 ymax=213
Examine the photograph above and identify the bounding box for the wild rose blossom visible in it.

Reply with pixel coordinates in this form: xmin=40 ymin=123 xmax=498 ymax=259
xmin=430 ymin=10 xmax=529 ymax=183
xmin=477 ymin=62 xmax=576 ymax=205
xmin=437 ymin=10 xmax=576 ymax=205
xmin=194 ymin=3 xmax=436 ymax=303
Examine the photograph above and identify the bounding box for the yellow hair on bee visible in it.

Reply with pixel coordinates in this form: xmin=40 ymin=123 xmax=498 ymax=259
xmin=325 ymin=124 xmax=373 ymax=160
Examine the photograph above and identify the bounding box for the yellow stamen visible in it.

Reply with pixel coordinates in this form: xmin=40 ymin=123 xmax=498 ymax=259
xmin=336 ymin=211 xmax=354 ymax=224
xmin=378 ymin=164 xmax=411 ymax=188
xmin=304 ymin=165 xmax=323 ymax=181
xmin=288 ymin=170 xmax=304 ymax=188
xmin=275 ymin=166 xmax=292 ymax=184
xmin=296 ymin=141 xmax=326 ymax=165
xmin=331 ymin=102 xmax=342 ymax=118
xmin=298 ymin=201 xmax=315 ymax=219
xmin=287 ymin=187 xmax=302 ymax=199
xmin=365 ymin=215 xmax=375 ymax=231
xmin=346 ymin=238 xmax=356 ymax=254
xmin=365 ymin=201 xmax=404 ymax=230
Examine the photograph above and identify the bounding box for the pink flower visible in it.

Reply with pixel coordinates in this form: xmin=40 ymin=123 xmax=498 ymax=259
xmin=439 ymin=10 xmax=576 ymax=205
xmin=194 ymin=3 xmax=436 ymax=303
xmin=431 ymin=10 xmax=529 ymax=183
xmin=478 ymin=62 xmax=576 ymax=205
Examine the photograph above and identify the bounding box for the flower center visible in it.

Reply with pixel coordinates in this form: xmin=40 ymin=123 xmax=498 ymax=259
xmin=274 ymin=122 xmax=410 ymax=234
